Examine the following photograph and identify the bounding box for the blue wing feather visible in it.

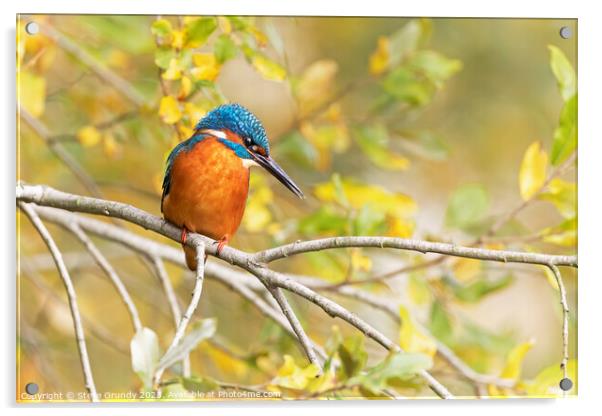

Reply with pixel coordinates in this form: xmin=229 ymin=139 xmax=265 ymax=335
xmin=161 ymin=133 xmax=208 ymax=211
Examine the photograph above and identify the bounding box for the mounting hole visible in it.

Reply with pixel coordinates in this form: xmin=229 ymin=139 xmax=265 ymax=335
xmin=25 ymin=382 xmax=39 ymax=395
xmin=559 ymin=377 xmax=573 ymax=391
xmin=559 ymin=26 xmax=572 ymax=39
xmin=25 ymin=21 xmax=39 ymax=35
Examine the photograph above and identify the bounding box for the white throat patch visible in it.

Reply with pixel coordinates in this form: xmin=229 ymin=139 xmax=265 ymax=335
xmin=242 ymin=159 xmax=260 ymax=168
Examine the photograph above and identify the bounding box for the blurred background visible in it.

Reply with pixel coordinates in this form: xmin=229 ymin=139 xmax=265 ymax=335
xmin=17 ymin=15 xmax=577 ymax=399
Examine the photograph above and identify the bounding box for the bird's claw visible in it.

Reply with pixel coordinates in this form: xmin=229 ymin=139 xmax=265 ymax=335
xmin=180 ymin=226 xmax=189 ymax=245
xmin=214 ymin=235 xmax=229 ymax=256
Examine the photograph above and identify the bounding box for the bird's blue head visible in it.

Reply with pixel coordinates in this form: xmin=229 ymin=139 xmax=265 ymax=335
xmin=196 ymin=103 xmax=270 ymax=158
xmin=195 ymin=103 xmax=303 ymax=198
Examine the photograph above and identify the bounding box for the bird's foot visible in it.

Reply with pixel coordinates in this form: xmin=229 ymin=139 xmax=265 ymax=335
xmin=215 ymin=235 xmax=230 ymax=256
xmin=180 ymin=226 xmax=189 ymax=245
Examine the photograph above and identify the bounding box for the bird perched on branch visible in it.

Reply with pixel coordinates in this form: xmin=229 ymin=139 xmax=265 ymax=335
xmin=161 ymin=103 xmax=304 ymax=270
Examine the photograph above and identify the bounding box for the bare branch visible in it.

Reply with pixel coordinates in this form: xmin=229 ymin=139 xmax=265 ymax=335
xmin=41 ymin=24 xmax=145 ymax=107
xmin=548 ymin=264 xmax=570 ymax=383
xmin=266 ymin=286 xmax=323 ymax=373
xmin=64 ymin=223 xmax=142 ymax=332
xmin=148 ymin=256 xmax=191 ymax=377
xmin=18 ymin=183 xmax=579 ymax=398
xmin=19 ymin=202 xmax=98 ymax=402
xmin=19 ymin=107 xmax=104 ymax=198
xmin=252 ymin=237 xmax=577 ymax=267
xmin=153 ymin=242 xmax=206 ymax=386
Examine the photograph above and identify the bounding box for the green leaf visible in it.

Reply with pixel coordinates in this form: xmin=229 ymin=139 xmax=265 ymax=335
xmin=151 ymin=18 xmax=173 ymax=38
xmin=451 ymin=275 xmax=514 ymax=303
xmin=550 ymin=94 xmax=577 ymax=165
xmin=276 ymin=131 xmax=318 ymax=169
xmin=181 ymin=375 xmax=219 ymax=393
xmin=408 ymin=50 xmax=462 ymax=87
xmin=352 ymin=205 xmax=387 ymax=235
xmin=541 ymin=216 xmax=577 ymax=247
xmin=353 ymin=124 xmax=410 ymax=171
xmin=298 ymin=206 xmax=348 ymax=236
xmin=525 ymin=359 xmax=577 ymax=396
xmin=388 ymin=19 xmax=431 ymax=67
xmin=185 ymin=17 xmax=217 ymax=48
xmin=130 ymin=327 xmax=161 ymax=389
xmin=383 ymin=67 xmax=434 ymax=106
xmin=407 ymin=131 xmax=449 ymax=160
xmin=338 ymin=335 xmax=368 ymax=379
xmin=548 ymin=45 xmax=576 ymax=102
xmin=445 ymin=184 xmax=489 ymax=231
xmin=154 ymin=46 xmax=175 ymax=69
xmin=157 ymin=318 xmax=217 ymax=372
xmin=429 ymin=300 xmax=452 ymax=343
xmin=214 ymin=34 xmax=238 ymax=64
xmin=349 ymin=352 xmax=432 ymax=392
xmin=538 ymin=178 xmax=576 ymax=219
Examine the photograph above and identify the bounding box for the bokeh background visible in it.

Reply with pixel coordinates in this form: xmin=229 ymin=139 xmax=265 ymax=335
xmin=17 ymin=15 xmax=577 ymax=399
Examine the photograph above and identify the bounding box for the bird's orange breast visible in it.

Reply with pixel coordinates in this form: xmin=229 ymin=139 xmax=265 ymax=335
xmin=161 ymin=137 xmax=250 ymax=242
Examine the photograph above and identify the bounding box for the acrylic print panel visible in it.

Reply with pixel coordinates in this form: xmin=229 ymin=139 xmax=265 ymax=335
xmin=16 ymin=15 xmax=577 ymax=402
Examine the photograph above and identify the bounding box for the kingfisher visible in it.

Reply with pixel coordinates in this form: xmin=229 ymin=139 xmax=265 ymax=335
xmin=161 ymin=103 xmax=304 ymax=270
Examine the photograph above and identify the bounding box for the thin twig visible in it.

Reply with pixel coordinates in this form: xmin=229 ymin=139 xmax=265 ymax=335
xmin=153 ymin=242 xmax=206 ymax=386
xmin=19 ymin=108 xmax=104 ymax=198
xmin=19 ymin=202 xmax=98 ymax=402
xmin=548 ymin=264 xmax=570 ymax=383
xmin=148 ymin=256 xmax=191 ymax=376
xmin=41 ymin=24 xmax=145 ymax=107
xmin=252 ymin=237 xmax=577 ymax=267
xmin=484 ymin=151 xmax=577 ymax=239
xmin=266 ymin=286 xmax=323 ymax=373
xmin=65 ymin=223 xmax=142 ymax=332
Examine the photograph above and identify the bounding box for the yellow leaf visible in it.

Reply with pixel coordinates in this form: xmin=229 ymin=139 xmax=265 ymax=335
xmin=351 ymin=248 xmax=372 ymax=272
xmin=386 ymin=216 xmax=415 ymax=238
xmin=171 ymin=30 xmax=185 ymax=50
xmin=191 ymin=53 xmax=220 ymax=81
xmin=217 ymin=16 xmax=232 ymax=34
xmin=369 ymin=36 xmax=390 ymax=76
xmin=297 ymin=60 xmax=338 ymax=114
xmin=399 ymin=306 xmax=437 ymax=357
xmin=272 ymin=355 xmax=320 ymax=390
xmin=178 ymin=76 xmax=192 ymax=99
xmin=538 ymin=178 xmax=576 ymax=219
xmin=452 ymin=258 xmax=482 ymax=283
xmin=300 ymin=121 xmax=350 ymax=171
xmin=251 ymin=54 xmax=286 ymax=81
xmin=102 ymin=133 xmax=121 ymax=158
xmin=159 ymin=96 xmax=182 ymax=124
xmin=19 ymin=70 xmax=46 ymax=117
xmin=76 ymin=126 xmax=102 ymax=147
xmin=519 ymin=141 xmax=548 ymax=200
xmin=407 ymin=275 xmax=432 ymax=305
xmin=501 ymin=340 xmax=535 ymax=380
xmin=162 ymin=57 xmax=182 ymax=80
xmin=315 ymin=177 xmax=416 ymax=219
xmin=525 ymin=359 xmax=577 ymax=397
xmin=184 ymin=102 xmax=206 ymax=125
xmin=206 ymin=343 xmax=247 ymax=378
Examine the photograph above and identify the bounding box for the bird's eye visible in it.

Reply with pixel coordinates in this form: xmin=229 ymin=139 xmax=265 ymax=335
xmin=245 ymin=137 xmax=253 ymax=146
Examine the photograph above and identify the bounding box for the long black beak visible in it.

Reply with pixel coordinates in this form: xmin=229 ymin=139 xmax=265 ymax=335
xmin=250 ymin=152 xmax=304 ymax=199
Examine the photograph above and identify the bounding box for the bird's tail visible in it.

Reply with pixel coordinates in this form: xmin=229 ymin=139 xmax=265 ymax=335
xmin=184 ymin=245 xmax=198 ymax=270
